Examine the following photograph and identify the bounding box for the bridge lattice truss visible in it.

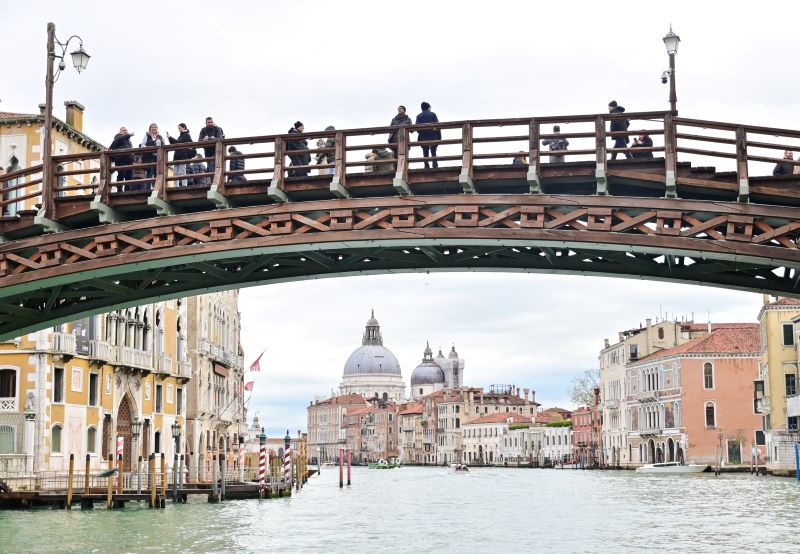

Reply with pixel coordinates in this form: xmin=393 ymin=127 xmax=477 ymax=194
xmin=1 ymin=110 xmax=800 ymax=339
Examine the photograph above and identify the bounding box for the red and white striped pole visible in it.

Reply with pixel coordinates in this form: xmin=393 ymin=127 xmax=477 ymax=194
xmin=283 ymin=430 xmax=292 ymax=489
xmin=116 ymin=435 xmax=124 ymax=492
xmin=258 ymin=428 xmax=266 ymax=496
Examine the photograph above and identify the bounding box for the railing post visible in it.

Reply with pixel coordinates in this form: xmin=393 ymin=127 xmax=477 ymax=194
xmin=214 ymin=144 xmax=225 ymax=188
xmin=97 ymin=152 xmax=110 ymax=202
xmin=735 ymin=126 xmax=749 ymax=202
xmin=595 ymin=116 xmax=608 ymax=195
xmin=330 ymin=131 xmax=349 ymax=198
xmin=393 ymin=127 xmax=411 ymax=195
xmin=267 ymin=138 xmax=288 ymax=202
xmin=459 ymin=123 xmax=475 ymax=193
xmin=527 ymin=119 xmax=542 ymax=194
xmin=154 ymin=147 xmax=167 ymax=199
xmin=664 ymin=112 xmax=678 ymax=198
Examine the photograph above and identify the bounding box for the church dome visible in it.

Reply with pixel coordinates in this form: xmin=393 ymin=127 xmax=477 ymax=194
xmin=342 ymin=311 xmax=402 ymax=376
xmin=411 ymin=342 xmax=446 ymax=385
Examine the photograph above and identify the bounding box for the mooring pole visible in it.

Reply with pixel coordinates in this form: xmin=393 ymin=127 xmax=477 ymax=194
xmin=149 ymin=454 xmax=157 ymax=508
xmin=347 ymin=448 xmax=352 ymax=486
xmin=106 ymin=454 xmax=114 ymax=510
xmin=66 ymin=453 xmax=74 ymax=509
xmin=339 ymin=447 xmax=344 ymax=489
xmin=173 ymin=453 xmax=179 ymax=502
xmin=220 ymin=453 xmax=226 ymax=501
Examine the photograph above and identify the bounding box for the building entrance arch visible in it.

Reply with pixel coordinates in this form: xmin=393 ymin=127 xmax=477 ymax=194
xmin=117 ymin=394 xmax=134 ymax=471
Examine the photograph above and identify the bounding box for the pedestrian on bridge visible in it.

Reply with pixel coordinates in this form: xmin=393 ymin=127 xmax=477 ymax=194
xmin=287 ymin=121 xmax=311 ymax=177
xmin=316 ymin=126 xmax=336 ymax=175
xmin=607 ymin=101 xmax=632 ymax=160
xmin=416 ymin=102 xmax=441 ymax=169
xmin=167 ymin=124 xmax=196 ymax=186
xmin=109 ymin=127 xmax=135 ymax=186
xmin=388 ymin=105 xmax=413 ymax=154
xmin=631 ymin=134 xmax=653 ymax=159
xmin=542 ymin=125 xmax=569 ymax=163
xmin=228 ymin=145 xmax=246 ymax=182
xmin=139 ymin=123 xmax=166 ymax=183
xmin=773 ymin=150 xmax=795 ymax=176
xmin=198 ymin=117 xmax=225 ymax=173
xmin=186 ymin=154 xmax=208 ymax=186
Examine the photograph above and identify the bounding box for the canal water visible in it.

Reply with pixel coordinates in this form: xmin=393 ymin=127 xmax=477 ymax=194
xmin=1 ymin=467 xmax=798 ymax=553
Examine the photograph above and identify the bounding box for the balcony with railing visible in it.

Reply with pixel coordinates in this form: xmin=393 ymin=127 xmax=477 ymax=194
xmin=112 ymin=345 xmax=153 ymax=372
xmin=0 ymin=396 xmax=18 ymax=412
xmin=88 ymin=339 xmax=112 ymax=363
xmin=176 ymin=359 xmax=192 ymax=381
xmin=50 ymin=332 xmax=76 ymax=357
xmin=154 ymin=353 xmax=173 ymax=376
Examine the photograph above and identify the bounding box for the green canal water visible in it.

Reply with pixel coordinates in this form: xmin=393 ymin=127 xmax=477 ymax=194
xmin=1 ymin=467 xmax=798 ymax=553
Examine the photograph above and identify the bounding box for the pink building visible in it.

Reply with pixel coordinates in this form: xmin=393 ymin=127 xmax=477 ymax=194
xmin=626 ymin=324 xmax=760 ymax=466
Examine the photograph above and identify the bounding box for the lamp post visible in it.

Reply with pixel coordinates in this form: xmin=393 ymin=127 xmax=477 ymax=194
xmin=171 ymin=421 xmax=181 ymax=454
xmin=131 ymin=417 xmax=142 ymax=494
xmin=42 ymin=22 xmax=90 ymax=218
xmin=171 ymin=421 xmax=181 ymax=501
xmin=662 ymin=25 xmax=681 ymax=113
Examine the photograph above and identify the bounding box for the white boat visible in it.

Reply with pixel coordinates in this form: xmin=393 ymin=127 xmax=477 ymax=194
xmin=450 ymin=463 xmax=470 ymax=473
xmin=321 ymin=461 xmax=336 ymax=468
xmin=636 ymin=461 xmax=709 ymax=474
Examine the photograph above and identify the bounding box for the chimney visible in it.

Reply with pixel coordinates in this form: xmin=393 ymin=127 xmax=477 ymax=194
xmin=604 ymin=338 xmax=610 ymax=348
xmin=594 ymin=387 xmax=600 ymax=407
xmin=645 ymin=318 xmax=652 ymax=328
xmin=523 ymin=388 xmax=530 ymax=402
xmin=64 ymin=101 xmax=85 ymax=132
xmin=531 ymin=390 xmax=536 ymax=404
xmin=39 ymin=103 xmax=46 ymax=115
xmin=518 ymin=388 xmax=522 ymax=398
xmin=618 ymin=332 xmax=624 ymax=342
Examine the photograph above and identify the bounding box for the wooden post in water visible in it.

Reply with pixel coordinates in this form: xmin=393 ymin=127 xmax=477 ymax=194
xmin=117 ymin=453 xmax=123 ymax=495
xmin=172 ymin=454 xmax=178 ymax=502
xmin=160 ymin=453 xmax=167 ymax=500
xmin=106 ymin=454 xmax=114 ymax=510
xmin=149 ymin=454 xmax=157 ymax=509
xmin=347 ymin=448 xmax=351 ymax=486
xmin=66 ymin=453 xmax=74 ymax=509
xmin=83 ymin=454 xmax=90 ymax=494
xmin=137 ymin=456 xmax=143 ymax=494
xmin=220 ymin=453 xmax=226 ymax=501
xmin=339 ymin=447 xmax=344 ymax=489
xmin=210 ymin=454 xmax=218 ymax=503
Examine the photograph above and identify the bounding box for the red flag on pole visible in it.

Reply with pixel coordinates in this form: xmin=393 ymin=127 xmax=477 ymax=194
xmin=244 ymin=381 xmax=255 ymax=392
xmin=248 ymin=350 xmax=265 ymax=372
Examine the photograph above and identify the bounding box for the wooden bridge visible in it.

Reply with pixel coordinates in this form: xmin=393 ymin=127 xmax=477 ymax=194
xmin=1 ymin=109 xmax=800 ymax=340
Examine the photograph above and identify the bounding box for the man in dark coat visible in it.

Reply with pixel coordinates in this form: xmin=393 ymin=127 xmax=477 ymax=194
xmin=631 ymin=134 xmax=654 ymax=159
xmin=773 ymin=150 xmax=795 ymax=176
xmin=287 ymin=121 xmax=311 ymax=177
xmin=388 ymin=105 xmax=412 ymax=153
xmin=167 ymin=123 xmax=195 ymax=186
xmin=110 ymin=127 xmax=135 ymax=184
xmin=228 ymin=145 xmax=246 ymax=182
xmin=198 ymin=116 xmax=224 ymax=172
xmin=415 ymin=102 xmax=441 ymax=168
xmin=608 ymin=101 xmax=632 ymax=160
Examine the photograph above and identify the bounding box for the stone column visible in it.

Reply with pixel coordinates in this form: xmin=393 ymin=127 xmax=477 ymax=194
xmin=35 ymin=331 xmax=49 ymax=473
xmin=24 ymin=410 xmax=35 ymax=473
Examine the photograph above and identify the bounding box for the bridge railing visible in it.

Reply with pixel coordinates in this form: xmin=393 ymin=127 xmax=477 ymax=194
xmin=4 ymin=110 xmax=800 ymax=224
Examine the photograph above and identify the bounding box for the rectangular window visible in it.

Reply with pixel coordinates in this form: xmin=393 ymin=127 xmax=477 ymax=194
xmin=786 ymin=374 xmax=797 ymax=397
xmin=0 ymin=425 xmax=15 ymax=454
xmin=755 ymin=430 xmax=766 ymax=446
xmin=789 ymin=416 xmax=799 ymax=433
xmin=629 ymin=344 xmax=639 ymax=360
xmin=166 ymin=384 xmax=174 ymax=404
xmin=0 ymin=369 xmax=15 ymax=398
xmin=176 ymin=388 xmax=183 ymax=416
xmin=53 ymin=367 xmax=64 ymax=403
xmin=89 ymin=374 xmax=99 ymax=406
xmin=783 ymin=323 xmax=794 ymax=346
xmin=705 ymin=403 xmax=716 ymax=428
xmin=71 ymin=367 xmax=83 ymax=392
xmin=156 ymin=385 xmax=163 ymax=413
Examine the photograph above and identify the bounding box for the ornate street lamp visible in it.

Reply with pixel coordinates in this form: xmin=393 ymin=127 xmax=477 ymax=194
xmin=661 ymin=25 xmax=681 ymax=113
xmin=41 ymin=22 xmax=90 ymax=219
xmin=171 ymin=421 xmax=182 ymax=454
xmin=131 ymin=417 xmax=142 ymax=440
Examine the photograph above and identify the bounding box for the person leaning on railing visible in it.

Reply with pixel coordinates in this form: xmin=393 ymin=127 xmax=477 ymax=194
xmin=512 ymin=151 xmax=528 ymax=166
xmin=387 ymin=105 xmax=412 ymax=155
xmin=167 ymin=123 xmax=196 ymax=186
xmin=631 ymin=134 xmax=654 ymax=159
xmin=139 ymin=123 xmax=166 ymax=182
xmin=109 ymin=127 xmax=135 ymax=186
xmin=287 ymin=121 xmax=311 ymax=177
xmin=227 ymin=145 xmax=246 ymax=182
xmin=541 ymin=125 xmax=569 ymax=163
xmin=773 ymin=150 xmax=795 ymax=176
xmin=186 ymin=154 xmax=208 ymax=186
xmin=198 ymin=116 xmax=224 ymax=172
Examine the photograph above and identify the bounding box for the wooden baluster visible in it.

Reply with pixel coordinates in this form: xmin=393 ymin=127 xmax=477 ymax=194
xmin=44 ymin=155 xmax=56 ymax=216
xmin=393 ymin=127 xmax=411 ymax=195
xmin=268 ymin=138 xmax=288 ymax=202
xmin=154 ymin=147 xmax=167 ymax=200
xmin=96 ymin=152 xmax=110 ymax=203
xmin=664 ymin=112 xmax=678 ymax=198
xmin=735 ymin=126 xmax=749 ymax=202
xmin=214 ymin=143 xmax=225 ymax=189
xmin=595 ymin=116 xmax=608 ymax=195
xmin=459 ymin=123 xmax=475 ymax=194
xmin=330 ymin=131 xmax=348 ymax=198
xmin=528 ymin=119 xmax=541 ymax=194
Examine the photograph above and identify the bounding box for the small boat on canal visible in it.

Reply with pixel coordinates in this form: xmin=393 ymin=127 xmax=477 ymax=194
xmin=368 ymin=458 xmax=400 ymax=469
xmin=451 ymin=464 xmax=470 ymax=473
xmin=636 ymin=461 xmax=709 ymax=474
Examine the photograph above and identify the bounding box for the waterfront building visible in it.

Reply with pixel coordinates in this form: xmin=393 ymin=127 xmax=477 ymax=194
xmin=625 ymin=324 xmax=760 ymax=466
xmin=462 ymin=412 xmax=532 ymax=465
xmin=0 ymin=300 xmax=193 ymax=475
xmin=535 ymin=407 xmax=572 ymax=423
xmin=184 ymin=290 xmax=246 ymax=481
xmin=339 ymin=311 xmax=405 ymax=402
xmin=528 ymin=423 xmax=573 ymax=465
xmin=398 ymin=401 xmax=424 ymax=464
xmin=599 ymin=317 xmax=703 ymax=468
xmin=410 ymin=343 xmax=446 ymax=399
xmin=571 ymin=398 xmax=601 ymax=468
xmin=306 ymin=393 xmax=368 ymax=463
xmin=0 ymin=101 xmax=104 ymax=214
xmin=757 ymin=296 xmax=800 ymax=474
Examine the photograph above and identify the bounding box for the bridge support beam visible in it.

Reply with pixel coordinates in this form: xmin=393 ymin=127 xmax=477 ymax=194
xmin=207 ymin=185 xmax=232 ymax=209
xmin=594 ymin=164 xmax=608 ymax=196
xmin=267 ymin=184 xmax=289 ymax=203
xmin=393 ymin=177 xmax=411 ymax=196
xmin=458 ymin=170 xmax=475 ymax=194
xmin=664 ymin=170 xmax=677 ymax=199
xmin=329 ymin=176 xmax=350 ymax=199
xmin=527 ymin=167 xmax=542 ymax=194
xmin=148 ymin=194 xmax=176 ymax=216
xmin=89 ymin=197 xmax=123 ymax=224
xmin=737 ymin=178 xmax=750 ymax=203
xmin=33 ymin=210 xmax=69 ymax=233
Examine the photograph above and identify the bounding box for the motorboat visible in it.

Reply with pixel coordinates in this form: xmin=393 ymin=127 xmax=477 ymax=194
xmin=368 ymin=458 xmax=400 ymax=469
xmin=321 ymin=461 xmax=336 ymax=468
xmin=451 ymin=464 xmax=470 ymax=473
xmin=636 ymin=461 xmax=709 ymax=474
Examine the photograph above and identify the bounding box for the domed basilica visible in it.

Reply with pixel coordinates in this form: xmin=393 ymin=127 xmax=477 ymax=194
xmin=339 ymin=311 xmax=406 ymax=402
xmin=410 ymin=342 xmax=465 ymax=399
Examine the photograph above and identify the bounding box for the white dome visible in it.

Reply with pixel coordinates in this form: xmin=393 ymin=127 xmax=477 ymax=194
xmin=343 ymin=344 xmax=402 ymax=376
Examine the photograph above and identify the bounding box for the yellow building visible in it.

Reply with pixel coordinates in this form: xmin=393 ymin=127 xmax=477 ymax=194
xmin=756 ymin=295 xmax=800 ymax=474
xmin=1 ymin=101 xmax=104 ymax=214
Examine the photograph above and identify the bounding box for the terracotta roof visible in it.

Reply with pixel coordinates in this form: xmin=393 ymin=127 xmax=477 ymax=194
xmin=0 ymin=111 xmax=35 ymax=118
xmin=766 ymin=297 xmax=800 ymax=306
xmin=467 ymin=412 xmax=532 ymax=425
xmin=680 ymin=322 xmax=759 ymax=332
xmin=637 ymin=324 xmax=760 ymax=361
xmin=535 ymin=411 xmax=569 ymax=424
xmin=398 ymin=401 xmax=423 ymax=415
xmin=348 ymin=406 xmax=373 ymax=415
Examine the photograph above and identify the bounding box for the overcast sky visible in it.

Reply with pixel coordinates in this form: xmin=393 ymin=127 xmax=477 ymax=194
xmin=5 ymin=1 xmax=795 ymax=435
